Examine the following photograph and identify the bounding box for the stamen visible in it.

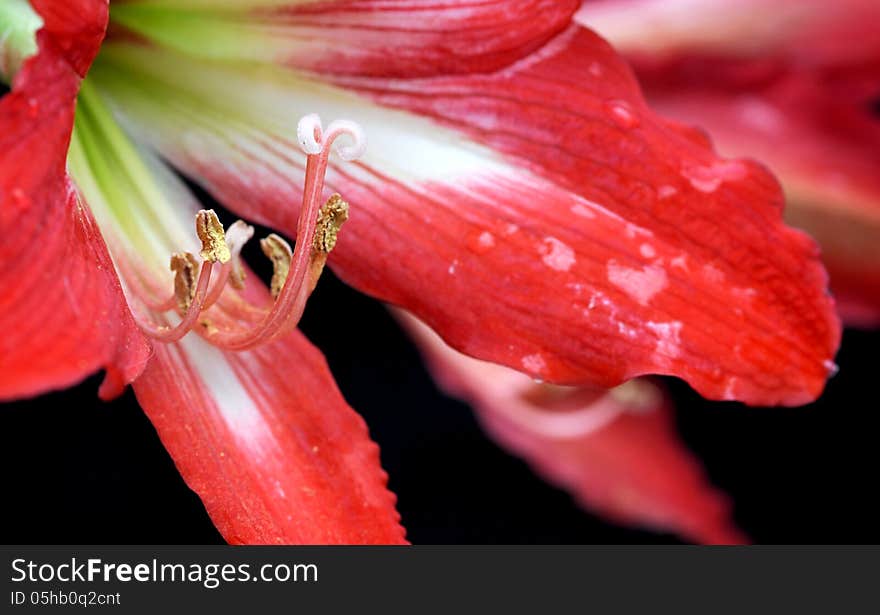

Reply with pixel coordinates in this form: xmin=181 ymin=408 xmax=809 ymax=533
xmin=203 ymin=220 xmax=254 ymax=310
xmin=136 ymin=261 xmax=214 ymax=343
xmin=200 ymin=115 xmax=365 ymax=351
xmin=313 ymin=193 xmax=349 ymax=253
xmin=131 ymin=116 xmax=363 ymax=351
xmin=308 ymin=194 xmax=349 ymax=294
xmin=170 ymin=251 xmax=200 ymax=312
xmin=226 ymin=220 xmax=254 ymax=290
xmin=132 ymin=210 xmax=227 ymax=342
xmin=196 ymin=209 xmax=231 ymax=263
xmin=260 ymin=233 xmax=292 ymax=300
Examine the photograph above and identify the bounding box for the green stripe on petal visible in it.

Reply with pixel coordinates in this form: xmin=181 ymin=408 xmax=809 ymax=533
xmin=70 ymin=79 xmax=204 ymax=284
xmin=0 ymin=0 xmax=42 ymax=83
xmin=116 ymin=0 xmax=298 ymax=9
xmin=110 ymin=4 xmax=282 ymax=65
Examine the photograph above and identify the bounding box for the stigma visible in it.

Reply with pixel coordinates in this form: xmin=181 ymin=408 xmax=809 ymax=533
xmin=131 ymin=114 xmax=362 ymax=349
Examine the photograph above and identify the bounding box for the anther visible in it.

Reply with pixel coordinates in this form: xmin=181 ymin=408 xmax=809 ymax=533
xmin=260 ymin=234 xmax=292 ymax=300
xmin=307 ymin=194 xmax=349 ymax=295
xmin=313 ymin=194 xmax=349 ymax=253
xmin=169 ymin=251 xmax=200 ymax=312
xmin=196 ymin=209 xmax=231 ymax=263
xmin=225 ymin=220 xmax=255 ymax=290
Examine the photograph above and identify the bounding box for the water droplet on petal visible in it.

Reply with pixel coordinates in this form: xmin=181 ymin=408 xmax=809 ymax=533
xmin=658 ymin=185 xmax=678 ymax=199
xmin=823 ymin=359 xmax=839 ymax=377
xmin=26 ymin=98 xmax=39 ymax=118
xmin=466 ymin=230 xmax=496 ymax=254
xmin=681 ymin=160 xmax=748 ymax=193
xmin=521 ymin=353 xmax=547 ymax=374
xmin=10 ymin=188 xmax=29 ymax=210
xmin=571 ymin=203 xmax=596 ymax=219
xmin=539 ymin=237 xmax=576 ymax=272
xmin=604 ymin=100 xmax=640 ymax=129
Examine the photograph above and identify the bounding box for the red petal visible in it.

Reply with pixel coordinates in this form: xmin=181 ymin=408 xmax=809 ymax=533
xmin=333 ymin=28 xmax=842 ymax=405
xmin=29 ymin=0 xmax=111 ymax=76
xmin=112 ymin=0 xmax=580 ymax=78
xmin=400 ymin=311 xmax=745 ymax=544
xmin=260 ymin=0 xmax=581 ymax=77
xmin=0 ymin=0 xmax=150 ymax=400
xmin=579 ymin=2 xmax=880 ymax=325
xmin=95 ymin=28 xmax=840 ymax=406
xmin=132 ymin=281 xmax=406 ymax=545
xmin=633 ymin=69 xmax=880 ymax=326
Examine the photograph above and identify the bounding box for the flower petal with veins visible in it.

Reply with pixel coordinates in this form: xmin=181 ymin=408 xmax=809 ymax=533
xmin=89 ymin=30 xmax=840 ymax=406
xmin=0 ymin=0 xmax=150 ymax=400
xmin=135 ymin=305 xmax=407 ymax=544
xmin=577 ymin=0 xmax=880 ymax=324
xmin=111 ymin=0 xmax=581 ymax=78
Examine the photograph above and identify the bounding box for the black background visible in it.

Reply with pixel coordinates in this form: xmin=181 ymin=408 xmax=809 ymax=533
xmin=1 ymin=226 xmax=878 ymax=544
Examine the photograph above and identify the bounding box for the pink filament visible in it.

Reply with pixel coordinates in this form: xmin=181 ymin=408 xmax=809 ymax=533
xmin=202 ymin=262 xmax=231 ymax=311
xmin=136 ymin=262 xmax=214 ymax=343
xmin=199 ymin=125 xmax=345 ymax=351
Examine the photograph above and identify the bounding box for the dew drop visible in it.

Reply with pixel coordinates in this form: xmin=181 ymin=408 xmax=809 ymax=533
xmin=539 ymin=237 xmax=576 ymax=272
xmin=466 ymin=230 xmax=495 ymax=254
xmin=521 ymin=353 xmax=547 ymax=374
xmin=604 ymin=100 xmax=640 ymax=130
xmin=823 ymin=359 xmax=839 ymax=377
xmin=571 ymin=203 xmax=596 ymax=219
xmin=658 ymin=185 xmax=678 ymax=199
xmin=26 ymin=98 xmax=39 ymax=118
xmin=681 ymin=160 xmax=748 ymax=193
xmin=10 ymin=188 xmax=29 ymax=210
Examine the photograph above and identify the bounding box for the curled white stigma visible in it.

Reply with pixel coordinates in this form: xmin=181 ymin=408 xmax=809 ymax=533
xmin=296 ymin=113 xmax=323 ymax=155
xmin=325 ymin=119 xmax=367 ymax=161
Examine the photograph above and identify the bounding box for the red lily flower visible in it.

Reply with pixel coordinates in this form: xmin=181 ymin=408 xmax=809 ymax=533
xmin=576 ymin=0 xmax=880 ymax=326
xmin=1 ymin=0 xmax=841 ymax=543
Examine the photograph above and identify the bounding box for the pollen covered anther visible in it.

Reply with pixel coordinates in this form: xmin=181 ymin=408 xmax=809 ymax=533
xmin=314 ymin=194 xmax=349 ymax=253
xmin=169 ymin=251 xmax=199 ymax=312
xmin=260 ymin=233 xmax=292 ymax=300
xmin=307 ymin=194 xmax=350 ymax=295
xmin=195 ymin=209 xmax=231 ymax=263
